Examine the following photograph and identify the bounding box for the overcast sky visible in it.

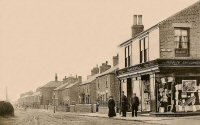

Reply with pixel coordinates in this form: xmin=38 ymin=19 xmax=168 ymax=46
xmin=0 ymin=0 xmax=199 ymax=101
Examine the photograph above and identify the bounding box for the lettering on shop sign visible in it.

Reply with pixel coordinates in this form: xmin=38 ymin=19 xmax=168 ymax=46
xmin=117 ymin=59 xmax=200 ymax=75
xmin=159 ymin=60 xmax=200 ymax=66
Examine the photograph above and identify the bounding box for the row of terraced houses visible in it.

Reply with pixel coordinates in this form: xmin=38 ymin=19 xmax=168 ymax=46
xmin=18 ymin=1 xmax=200 ymax=115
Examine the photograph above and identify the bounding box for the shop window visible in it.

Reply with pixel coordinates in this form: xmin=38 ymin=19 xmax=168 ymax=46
xmin=140 ymin=37 xmax=149 ymax=63
xmin=125 ymin=45 xmax=131 ymax=67
xmin=174 ymin=28 xmax=189 ymax=57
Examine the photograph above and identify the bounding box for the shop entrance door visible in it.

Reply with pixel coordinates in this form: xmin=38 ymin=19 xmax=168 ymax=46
xmin=141 ymin=75 xmax=151 ymax=112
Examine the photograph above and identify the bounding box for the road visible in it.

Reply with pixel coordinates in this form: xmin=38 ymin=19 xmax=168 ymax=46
xmin=0 ymin=109 xmax=151 ymax=125
xmin=1 ymin=109 xmax=200 ymax=125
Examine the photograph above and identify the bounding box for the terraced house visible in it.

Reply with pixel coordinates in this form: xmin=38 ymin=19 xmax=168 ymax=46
xmin=118 ymin=1 xmax=200 ymax=115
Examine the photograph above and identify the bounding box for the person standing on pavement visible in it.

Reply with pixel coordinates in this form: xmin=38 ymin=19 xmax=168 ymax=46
xmin=96 ymin=100 xmax=100 ymax=112
xmin=121 ymin=91 xmax=128 ymax=117
xmin=131 ymin=93 xmax=139 ymax=117
xmin=108 ymin=96 xmax=116 ymax=118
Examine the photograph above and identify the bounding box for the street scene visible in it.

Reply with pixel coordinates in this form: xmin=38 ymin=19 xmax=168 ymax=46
xmin=1 ymin=0 xmax=200 ymax=125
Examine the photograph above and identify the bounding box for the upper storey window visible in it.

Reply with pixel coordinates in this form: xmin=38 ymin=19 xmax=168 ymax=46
xmin=125 ymin=45 xmax=131 ymax=67
xmin=140 ymin=36 xmax=149 ymax=63
xmin=174 ymin=28 xmax=189 ymax=57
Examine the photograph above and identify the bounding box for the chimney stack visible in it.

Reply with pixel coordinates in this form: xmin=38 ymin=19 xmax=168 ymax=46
xmin=78 ymin=76 xmax=82 ymax=83
xmin=131 ymin=15 xmax=144 ymax=38
xmin=100 ymin=61 xmax=111 ymax=73
xmin=113 ymin=54 xmax=119 ymax=66
xmin=55 ymin=73 xmax=58 ymax=82
xmin=91 ymin=65 xmax=99 ymax=76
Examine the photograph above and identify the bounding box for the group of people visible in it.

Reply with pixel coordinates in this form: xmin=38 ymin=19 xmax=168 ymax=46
xmin=107 ymin=92 xmax=139 ymax=118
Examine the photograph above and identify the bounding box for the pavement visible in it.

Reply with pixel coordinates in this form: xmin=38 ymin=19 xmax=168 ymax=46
xmin=64 ymin=112 xmax=176 ymax=125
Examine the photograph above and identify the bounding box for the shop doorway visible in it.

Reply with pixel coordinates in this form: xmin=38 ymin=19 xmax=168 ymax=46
xmin=127 ymin=78 xmax=132 ymax=106
xmin=141 ymin=75 xmax=151 ymax=112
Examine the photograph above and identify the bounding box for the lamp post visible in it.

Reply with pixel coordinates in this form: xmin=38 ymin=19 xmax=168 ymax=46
xmin=53 ymin=92 xmax=56 ymax=113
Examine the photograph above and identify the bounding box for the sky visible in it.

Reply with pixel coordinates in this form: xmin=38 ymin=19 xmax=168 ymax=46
xmin=0 ymin=0 xmax=199 ymax=101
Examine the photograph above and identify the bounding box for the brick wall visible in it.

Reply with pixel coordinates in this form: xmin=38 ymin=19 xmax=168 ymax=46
xmin=69 ymin=83 xmax=79 ymax=105
xmin=40 ymin=88 xmax=55 ymax=105
xmin=110 ymin=74 xmax=120 ymax=103
xmin=75 ymin=104 xmax=94 ymax=112
xmin=159 ymin=2 xmax=200 ymax=59
xmin=90 ymin=80 xmax=97 ymax=104
xmin=96 ymin=75 xmax=110 ymax=102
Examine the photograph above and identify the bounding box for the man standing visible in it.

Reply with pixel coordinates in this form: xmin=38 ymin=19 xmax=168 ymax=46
xmin=121 ymin=91 xmax=128 ymax=117
xmin=131 ymin=93 xmax=139 ymax=117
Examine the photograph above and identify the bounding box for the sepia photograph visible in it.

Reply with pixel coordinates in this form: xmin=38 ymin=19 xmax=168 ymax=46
xmin=1 ymin=0 xmax=200 ymax=125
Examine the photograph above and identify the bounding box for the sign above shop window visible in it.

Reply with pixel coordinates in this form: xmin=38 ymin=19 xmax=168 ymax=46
xmin=117 ymin=59 xmax=200 ymax=75
xmin=182 ymin=80 xmax=196 ymax=92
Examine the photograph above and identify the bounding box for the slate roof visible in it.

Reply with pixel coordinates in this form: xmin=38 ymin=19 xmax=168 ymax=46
xmin=97 ymin=65 xmax=118 ymax=77
xmin=40 ymin=81 xmax=63 ymax=88
xmin=31 ymin=91 xmax=41 ymax=96
xmin=54 ymin=82 xmax=69 ymax=91
xmin=80 ymin=74 xmax=99 ymax=85
xmin=65 ymin=81 xmax=79 ymax=89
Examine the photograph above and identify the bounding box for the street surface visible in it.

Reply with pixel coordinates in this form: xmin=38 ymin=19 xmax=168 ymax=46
xmin=0 ymin=109 xmax=200 ymax=125
xmin=0 ymin=109 xmax=151 ymax=125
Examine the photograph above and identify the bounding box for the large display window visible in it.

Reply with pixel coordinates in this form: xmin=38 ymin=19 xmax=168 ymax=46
xmin=157 ymin=76 xmax=200 ymax=113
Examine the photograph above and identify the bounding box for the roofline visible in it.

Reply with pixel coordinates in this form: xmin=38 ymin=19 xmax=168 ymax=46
xmin=119 ymin=0 xmax=200 ymax=47
xmin=119 ymin=24 xmax=160 ymax=47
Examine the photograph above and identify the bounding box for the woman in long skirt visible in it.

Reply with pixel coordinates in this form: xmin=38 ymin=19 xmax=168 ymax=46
xmin=108 ymin=96 xmax=116 ymax=118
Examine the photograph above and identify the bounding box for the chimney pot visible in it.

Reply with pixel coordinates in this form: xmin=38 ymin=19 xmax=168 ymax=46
xmin=133 ymin=15 xmax=137 ymax=25
xmin=138 ymin=15 xmax=142 ymax=25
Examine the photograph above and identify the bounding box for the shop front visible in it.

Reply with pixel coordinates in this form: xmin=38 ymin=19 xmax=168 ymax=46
xmin=156 ymin=67 xmax=200 ymax=113
xmin=118 ymin=59 xmax=200 ymax=114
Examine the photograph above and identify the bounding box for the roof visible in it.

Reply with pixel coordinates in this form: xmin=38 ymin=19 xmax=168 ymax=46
xmin=65 ymin=81 xmax=79 ymax=89
xmin=80 ymin=73 xmax=99 ymax=85
xmin=31 ymin=91 xmax=41 ymax=96
xmin=119 ymin=1 xmax=200 ymax=47
xmin=40 ymin=81 xmax=63 ymax=88
xmin=54 ymin=82 xmax=69 ymax=91
xmin=97 ymin=65 xmax=118 ymax=77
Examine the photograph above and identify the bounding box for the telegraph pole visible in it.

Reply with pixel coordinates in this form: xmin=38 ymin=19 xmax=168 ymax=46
xmin=6 ymin=86 xmax=8 ymax=101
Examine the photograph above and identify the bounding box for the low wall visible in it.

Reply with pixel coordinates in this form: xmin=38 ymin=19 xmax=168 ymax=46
xmin=98 ymin=106 xmax=108 ymax=114
xmin=74 ymin=104 xmax=94 ymax=113
xmin=57 ymin=105 xmax=69 ymax=112
xmin=70 ymin=105 xmax=75 ymax=112
xmin=39 ymin=105 xmax=69 ymax=112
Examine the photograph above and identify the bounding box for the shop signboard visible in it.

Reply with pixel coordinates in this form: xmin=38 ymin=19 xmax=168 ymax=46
xmin=182 ymin=80 xmax=196 ymax=92
xmin=117 ymin=59 xmax=200 ymax=75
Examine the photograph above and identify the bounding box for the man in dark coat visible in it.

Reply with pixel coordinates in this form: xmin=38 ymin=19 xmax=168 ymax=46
xmin=108 ymin=96 xmax=116 ymax=118
xmin=131 ymin=93 xmax=139 ymax=117
xmin=121 ymin=91 xmax=128 ymax=117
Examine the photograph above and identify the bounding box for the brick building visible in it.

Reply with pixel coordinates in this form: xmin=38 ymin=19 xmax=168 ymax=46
xmin=61 ymin=76 xmax=82 ymax=106
xmin=96 ymin=55 xmax=120 ymax=106
xmin=18 ymin=90 xmax=41 ymax=108
xmin=118 ymin=1 xmax=200 ymax=114
xmin=79 ymin=65 xmax=100 ymax=104
xmin=40 ymin=74 xmax=63 ymax=105
xmin=53 ymin=75 xmax=81 ymax=106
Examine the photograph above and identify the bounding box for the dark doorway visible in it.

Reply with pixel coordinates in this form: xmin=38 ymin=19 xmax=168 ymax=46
xmin=127 ymin=78 xmax=132 ymax=106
